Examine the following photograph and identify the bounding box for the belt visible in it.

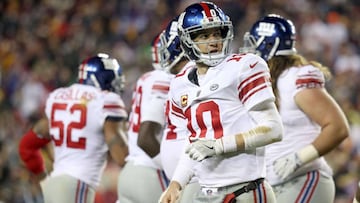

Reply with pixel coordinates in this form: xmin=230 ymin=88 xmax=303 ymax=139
xmin=223 ymin=178 xmax=264 ymax=203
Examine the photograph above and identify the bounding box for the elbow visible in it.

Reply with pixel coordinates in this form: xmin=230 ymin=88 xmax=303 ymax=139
xmin=112 ymin=147 xmax=128 ymax=167
xmin=337 ymin=124 xmax=350 ymax=142
xmin=120 ymin=149 xmax=129 ymax=167
xmin=137 ymin=138 xmax=148 ymax=152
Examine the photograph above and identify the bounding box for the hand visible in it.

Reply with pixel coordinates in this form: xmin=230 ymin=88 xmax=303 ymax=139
xmin=273 ymin=152 xmax=303 ymax=180
xmin=158 ymin=182 xmax=181 ymax=203
xmin=185 ymin=138 xmax=223 ymax=161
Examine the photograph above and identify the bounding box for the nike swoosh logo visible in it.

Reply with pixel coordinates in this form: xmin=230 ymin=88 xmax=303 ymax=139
xmin=204 ymin=144 xmax=214 ymax=150
xmin=249 ymin=61 xmax=259 ymax=69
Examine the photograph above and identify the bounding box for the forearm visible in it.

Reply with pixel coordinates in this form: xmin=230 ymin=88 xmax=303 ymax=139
xmin=104 ymin=120 xmax=129 ymax=166
xmin=138 ymin=137 xmax=160 ymax=157
xmin=107 ymin=134 xmax=128 ymax=167
xmin=137 ymin=121 xmax=162 ymax=157
xmin=297 ymin=118 xmax=350 ymax=165
xmin=235 ymin=102 xmax=283 ymax=151
xmin=172 ymin=152 xmax=195 ymax=189
xmin=312 ymin=123 xmax=349 ymax=157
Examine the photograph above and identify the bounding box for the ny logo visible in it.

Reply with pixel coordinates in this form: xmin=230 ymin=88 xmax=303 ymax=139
xmin=102 ymin=58 xmax=119 ymax=71
xmin=256 ymin=22 xmax=276 ymax=36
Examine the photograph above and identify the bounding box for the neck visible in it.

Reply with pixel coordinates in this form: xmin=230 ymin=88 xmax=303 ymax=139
xmin=196 ymin=63 xmax=209 ymax=75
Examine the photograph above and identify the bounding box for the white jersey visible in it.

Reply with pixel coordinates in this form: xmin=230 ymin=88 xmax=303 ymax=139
xmin=45 ymin=83 xmax=127 ymax=188
xmin=126 ymin=69 xmax=174 ymax=168
xmin=170 ymin=53 xmax=275 ymax=187
xmin=160 ymin=62 xmax=196 ymax=179
xmin=266 ymin=65 xmax=333 ymax=185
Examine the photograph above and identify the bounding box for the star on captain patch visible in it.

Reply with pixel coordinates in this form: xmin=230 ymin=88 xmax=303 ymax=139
xmin=181 ymin=95 xmax=188 ymax=107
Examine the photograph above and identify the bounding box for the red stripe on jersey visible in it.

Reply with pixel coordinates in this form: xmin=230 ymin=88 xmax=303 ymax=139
xmin=241 ymin=85 xmax=267 ymax=103
xmin=152 ymin=84 xmax=170 ymax=92
xmin=175 ymin=65 xmax=194 ymax=78
xmin=305 ymin=171 xmax=319 ymax=203
xmin=238 ymin=72 xmax=269 ymax=102
xmin=171 ymin=101 xmax=185 ymax=119
xmin=75 ymin=181 xmax=80 ymax=202
xmin=200 ymin=2 xmax=212 ymax=20
xmin=295 ymin=172 xmax=311 ymax=203
xmin=262 ymin=182 xmax=267 ymax=203
xmin=84 ymin=185 xmax=88 ymax=203
xmin=296 ymin=78 xmax=323 ymax=88
xmin=253 ymin=189 xmax=258 ymax=203
xmin=171 ymin=111 xmax=186 ymax=119
xmin=237 ymin=71 xmax=264 ymax=90
xmin=103 ymin=104 xmax=124 ymax=109
xmin=175 ymin=69 xmax=187 ymax=78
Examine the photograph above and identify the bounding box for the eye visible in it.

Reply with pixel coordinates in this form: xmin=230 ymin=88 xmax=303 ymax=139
xmin=198 ymin=33 xmax=209 ymax=39
xmin=213 ymin=30 xmax=222 ymax=38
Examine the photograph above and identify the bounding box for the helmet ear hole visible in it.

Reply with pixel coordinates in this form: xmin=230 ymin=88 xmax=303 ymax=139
xmin=266 ymin=43 xmax=274 ymax=50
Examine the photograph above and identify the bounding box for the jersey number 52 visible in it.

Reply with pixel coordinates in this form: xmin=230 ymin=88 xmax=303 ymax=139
xmin=50 ymin=103 xmax=87 ymax=149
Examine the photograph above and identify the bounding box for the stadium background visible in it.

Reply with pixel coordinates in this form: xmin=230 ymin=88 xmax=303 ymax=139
xmin=0 ymin=0 xmax=359 ymax=202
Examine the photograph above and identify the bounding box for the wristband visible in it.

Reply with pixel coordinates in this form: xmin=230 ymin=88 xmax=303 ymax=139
xmin=296 ymin=144 xmax=319 ymax=164
xmin=218 ymin=135 xmax=237 ymax=154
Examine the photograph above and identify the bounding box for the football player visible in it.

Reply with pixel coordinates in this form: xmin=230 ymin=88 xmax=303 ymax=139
xmin=159 ymin=2 xmax=283 ymax=203
xmin=18 ymin=53 xmax=128 ymax=203
xmin=241 ymin=14 xmax=349 ymax=203
xmin=117 ymin=32 xmax=173 ymax=203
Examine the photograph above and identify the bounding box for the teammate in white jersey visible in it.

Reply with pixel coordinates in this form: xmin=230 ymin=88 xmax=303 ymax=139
xmin=117 ymin=33 xmax=173 ymax=203
xmin=159 ymin=2 xmax=283 ymax=203
xmin=18 ymin=53 xmax=128 ymax=203
xmin=241 ymin=14 xmax=350 ymax=202
xmin=158 ymin=17 xmax=199 ymax=203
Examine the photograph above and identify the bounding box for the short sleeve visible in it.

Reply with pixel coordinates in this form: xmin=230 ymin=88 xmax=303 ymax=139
xmin=294 ymin=65 xmax=325 ymax=96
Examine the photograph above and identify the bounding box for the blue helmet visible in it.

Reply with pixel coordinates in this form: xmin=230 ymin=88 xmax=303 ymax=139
xmin=178 ymin=1 xmax=233 ymax=66
xmin=151 ymin=33 xmax=163 ymax=70
xmin=241 ymin=14 xmax=296 ymax=61
xmin=78 ymin=53 xmax=124 ymax=94
xmin=158 ymin=16 xmax=185 ymax=73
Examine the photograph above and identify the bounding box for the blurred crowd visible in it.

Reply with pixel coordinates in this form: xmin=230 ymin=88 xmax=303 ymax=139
xmin=0 ymin=0 xmax=359 ymax=202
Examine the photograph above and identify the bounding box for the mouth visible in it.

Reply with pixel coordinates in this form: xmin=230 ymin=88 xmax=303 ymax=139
xmin=209 ymin=49 xmax=220 ymax=54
